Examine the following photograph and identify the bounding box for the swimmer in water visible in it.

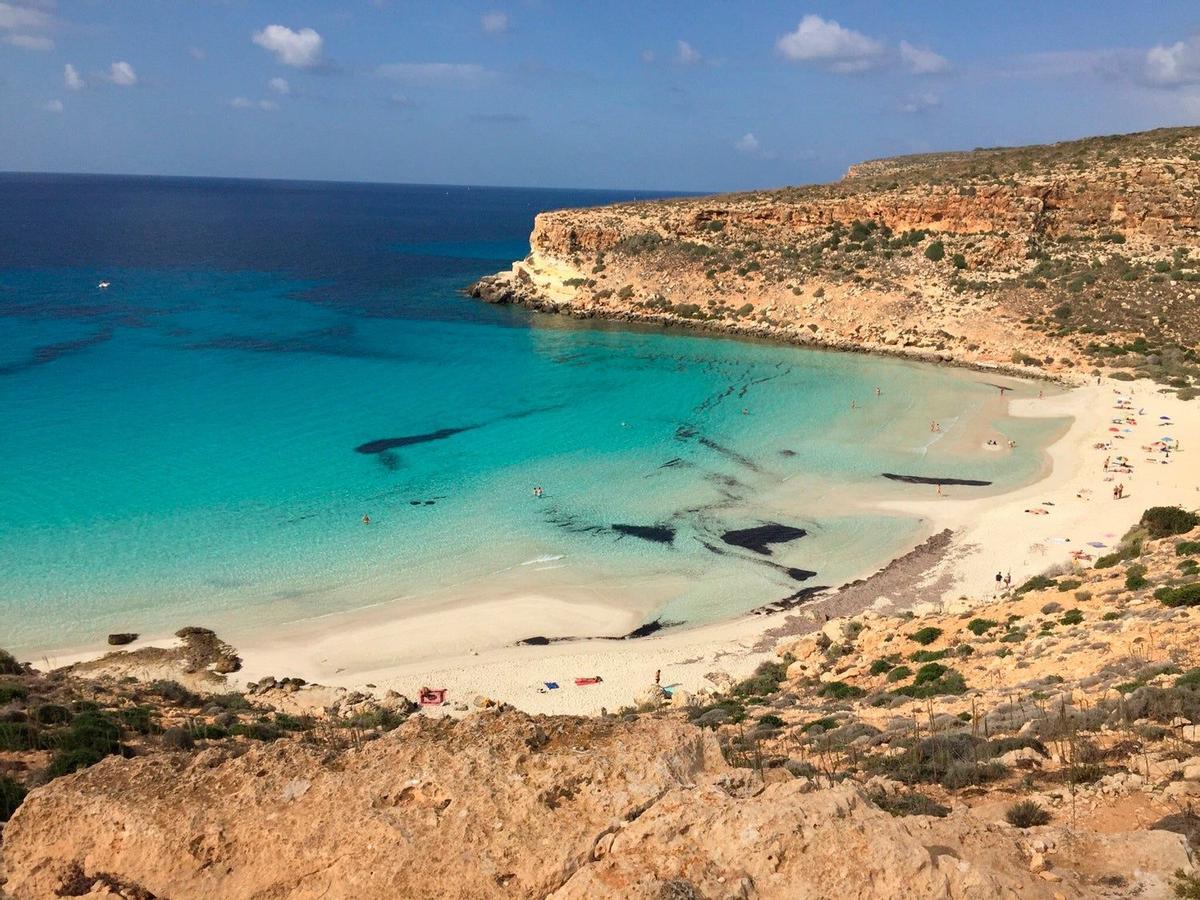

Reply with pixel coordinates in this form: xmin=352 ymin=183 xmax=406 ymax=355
xmin=533 ymin=486 xmax=544 ymax=498
xmin=362 ymin=514 xmax=370 ymax=525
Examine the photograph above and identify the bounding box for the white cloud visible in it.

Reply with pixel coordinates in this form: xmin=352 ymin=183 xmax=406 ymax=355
xmin=735 ymin=132 xmax=760 ymax=153
xmin=63 ymin=63 xmax=84 ymax=90
xmin=230 ymin=96 xmax=278 ymax=111
xmin=899 ymin=40 xmax=949 ymax=75
xmin=105 ymin=61 xmax=137 ymax=87
xmin=5 ymin=33 xmax=52 ymax=49
xmin=776 ymin=15 xmax=884 ymax=73
xmin=898 ymin=91 xmax=941 ymax=114
xmin=0 ymin=2 xmax=51 ymax=30
xmin=252 ymin=24 xmax=323 ymax=69
xmin=376 ymin=62 xmax=491 ymax=85
xmin=268 ymin=76 xmax=290 ymax=95
xmin=189 ymin=46 xmax=206 ymax=61
xmin=676 ymin=40 xmax=701 ymax=66
xmin=1145 ymin=35 xmax=1200 ymax=86
xmin=734 ymin=132 xmax=776 ymax=160
xmin=481 ymin=11 xmax=508 ymax=34
xmin=40 ymin=98 xmax=62 ymax=112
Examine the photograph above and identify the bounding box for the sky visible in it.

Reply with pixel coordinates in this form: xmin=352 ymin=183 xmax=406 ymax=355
xmin=2 ymin=1 xmax=1200 ymax=192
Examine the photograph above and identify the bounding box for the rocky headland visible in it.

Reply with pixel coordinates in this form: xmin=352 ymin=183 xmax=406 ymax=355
xmin=472 ymin=127 xmax=1200 ymax=391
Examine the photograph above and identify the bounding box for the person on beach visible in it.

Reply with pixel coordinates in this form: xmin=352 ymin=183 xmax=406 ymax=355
xmin=936 ymin=483 xmax=943 ymax=495
xmin=875 ymin=387 xmax=881 ymax=397
xmin=655 ymin=669 xmax=661 ymax=685
xmin=1117 ymin=483 xmax=1125 ymax=499
xmin=1004 ymin=572 xmax=1012 ymax=590
xmin=995 ymin=571 xmax=1002 ymax=593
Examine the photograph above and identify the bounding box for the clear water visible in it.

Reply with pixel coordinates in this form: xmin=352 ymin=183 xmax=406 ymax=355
xmin=0 ymin=174 xmax=1068 ymax=654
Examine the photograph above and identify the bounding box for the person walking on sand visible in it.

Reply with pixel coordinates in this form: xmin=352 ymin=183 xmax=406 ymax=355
xmin=655 ymin=669 xmax=661 ymax=685
xmin=936 ymin=483 xmax=943 ymax=496
xmin=995 ymin=571 xmax=1002 ymax=594
xmin=1004 ymin=572 xmax=1012 ymax=590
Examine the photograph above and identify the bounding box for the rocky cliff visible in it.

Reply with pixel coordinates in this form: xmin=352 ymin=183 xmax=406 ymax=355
xmin=472 ymin=127 xmax=1200 ymax=391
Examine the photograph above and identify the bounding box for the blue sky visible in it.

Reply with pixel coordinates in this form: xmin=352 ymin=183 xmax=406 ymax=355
xmin=2 ymin=1 xmax=1200 ymax=191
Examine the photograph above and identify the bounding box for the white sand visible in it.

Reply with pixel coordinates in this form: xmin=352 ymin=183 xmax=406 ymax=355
xmin=41 ymin=376 xmax=1200 ymax=718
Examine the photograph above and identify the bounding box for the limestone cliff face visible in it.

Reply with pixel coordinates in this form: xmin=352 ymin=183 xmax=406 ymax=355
xmin=2 ymin=710 xmax=1187 ymax=899
xmin=472 ymin=127 xmax=1200 ymax=376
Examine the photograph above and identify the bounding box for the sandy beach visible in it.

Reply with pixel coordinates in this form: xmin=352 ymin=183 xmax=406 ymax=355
xmin=39 ymin=375 xmax=1200 ymax=717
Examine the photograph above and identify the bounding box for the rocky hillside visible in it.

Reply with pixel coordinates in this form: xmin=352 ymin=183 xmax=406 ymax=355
xmin=472 ymin=127 xmax=1200 ymax=393
xmin=4 ymin=507 xmax=1200 ymax=897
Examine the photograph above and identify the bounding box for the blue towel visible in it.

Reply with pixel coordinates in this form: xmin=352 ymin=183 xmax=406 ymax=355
xmin=544 ymin=682 xmax=559 ymax=690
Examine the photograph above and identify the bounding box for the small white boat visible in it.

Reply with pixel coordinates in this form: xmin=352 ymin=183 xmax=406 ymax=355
xmin=97 ymin=281 xmax=111 ymax=289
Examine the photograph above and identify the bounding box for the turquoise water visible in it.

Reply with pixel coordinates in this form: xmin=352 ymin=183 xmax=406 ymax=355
xmin=0 ymin=176 xmax=1067 ymax=654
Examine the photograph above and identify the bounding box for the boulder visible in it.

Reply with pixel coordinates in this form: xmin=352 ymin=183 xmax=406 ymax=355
xmin=635 ymin=685 xmax=669 ymax=709
xmin=106 ymin=633 xmax=138 ymax=646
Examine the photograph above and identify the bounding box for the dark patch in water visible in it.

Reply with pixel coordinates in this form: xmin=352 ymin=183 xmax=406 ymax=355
xmin=659 ymin=457 xmax=687 ymax=469
xmin=882 ymin=473 xmax=992 ymax=486
xmin=785 ymin=567 xmax=818 ymax=582
xmin=697 ymin=436 xmax=762 ymax=473
xmin=377 ymin=452 xmax=402 ymax=471
xmin=0 ymin=326 xmax=114 ymax=376
xmin=779 ymin=449 xmax=797 ymax=457
xmin=721 ymin=524 xmax=807 ymax=555
xmin=675 ymin=424 xmax=698 ymax=440
xmin=355 ymin=426 xmax=479 ymax=454
xmin=612 ymin=523 xmax=676 ymax=544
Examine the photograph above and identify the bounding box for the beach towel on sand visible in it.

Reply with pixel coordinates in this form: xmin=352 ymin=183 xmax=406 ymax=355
xmin=418 ymin=688 xmax=446 ymax=706
xmin=544 ymin=682 xmax=559 ymax=690
xmin=574 ymin=677 xmax=603 ymax=686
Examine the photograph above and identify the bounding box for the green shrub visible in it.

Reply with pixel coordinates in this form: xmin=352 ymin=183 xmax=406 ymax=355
xmin=886 ymin=665 xmax=913 ymax=683
xmin=1158 ymin=584 xmax=1200 ymax=608
xmin=800 ymin=716 xmax=839 ymax=733
xmin=732 ymin=660 xmax=788 ymax=697
xmin=909 ymin=627 xmax=943 ymax=646
xmin=895 ymin=665 xmax=968 ymax=698
xmin=817 ymin=681 xmax=866 ymax=700
xmin=951 ymin=253 xmax=967 ymax=269
xmin=909 ymin=649 xmax=949 ymax=662
xmin=0 ymin=722 xmax=41 ymax=751
xmin=966 ymin=618 xmax=999 ymax=636
xmin=869 ymin=655 xmax=899 ymax=676
xmin=1015 ymin=575 xmax=1055 ymax=595
xmin=1056 ymin=579 xmax=1082 ymax=592
xmin=924 ymin=241 xmax=945 ymax=262
xmin=1005 ymin=799 xmax=1051 ymax=827
xmin=31 ymin=704 xmax=72 ymax=725
xmin=0 ymin=775 xmax=26 ymax=822
xmin=1126 ymin=563 xmax=1149 ymax=590
xmin=1177 ymin=541 xmax=1200 ymax=557
xmin=1141 ymin=507 xmax=1199 ymax=539
xmin=1060 ymin=609 xmax=1084 ymax=626
xmin=758 ymin=714 xmax=785 ymax=729
xmin=0 ymin=650 xmax=22 ymax=676
xmin=1102 ymin=611 xmax=1120 ymax=621
xmin=149 ymin=680 xmax=201 ymax=707
xmin=0 ymin=680 xmax=28 ymax=704
xmin=870 ymin=790 xmax=950 ymax=818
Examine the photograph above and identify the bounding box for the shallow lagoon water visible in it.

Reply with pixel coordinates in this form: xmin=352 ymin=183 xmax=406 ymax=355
xmin=0 ymin=175 xmax=1068 ymax=654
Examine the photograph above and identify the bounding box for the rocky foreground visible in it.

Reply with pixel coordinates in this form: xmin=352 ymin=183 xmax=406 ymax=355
xmin=472 ymin=127 xmax=1200 ymax=394
xmin=4 ymin=506 xmax=1200 ymax=897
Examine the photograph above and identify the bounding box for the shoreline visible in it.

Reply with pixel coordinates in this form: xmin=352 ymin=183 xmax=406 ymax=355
xmin=466 ymin=275 xmax=1072 ymax=385
xmin=36 ymin=368 xmax=1199 ymax=717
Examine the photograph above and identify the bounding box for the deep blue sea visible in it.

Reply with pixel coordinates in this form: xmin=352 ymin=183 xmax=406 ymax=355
xmin=0 ymin=174 xmax=1067 ymax=655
